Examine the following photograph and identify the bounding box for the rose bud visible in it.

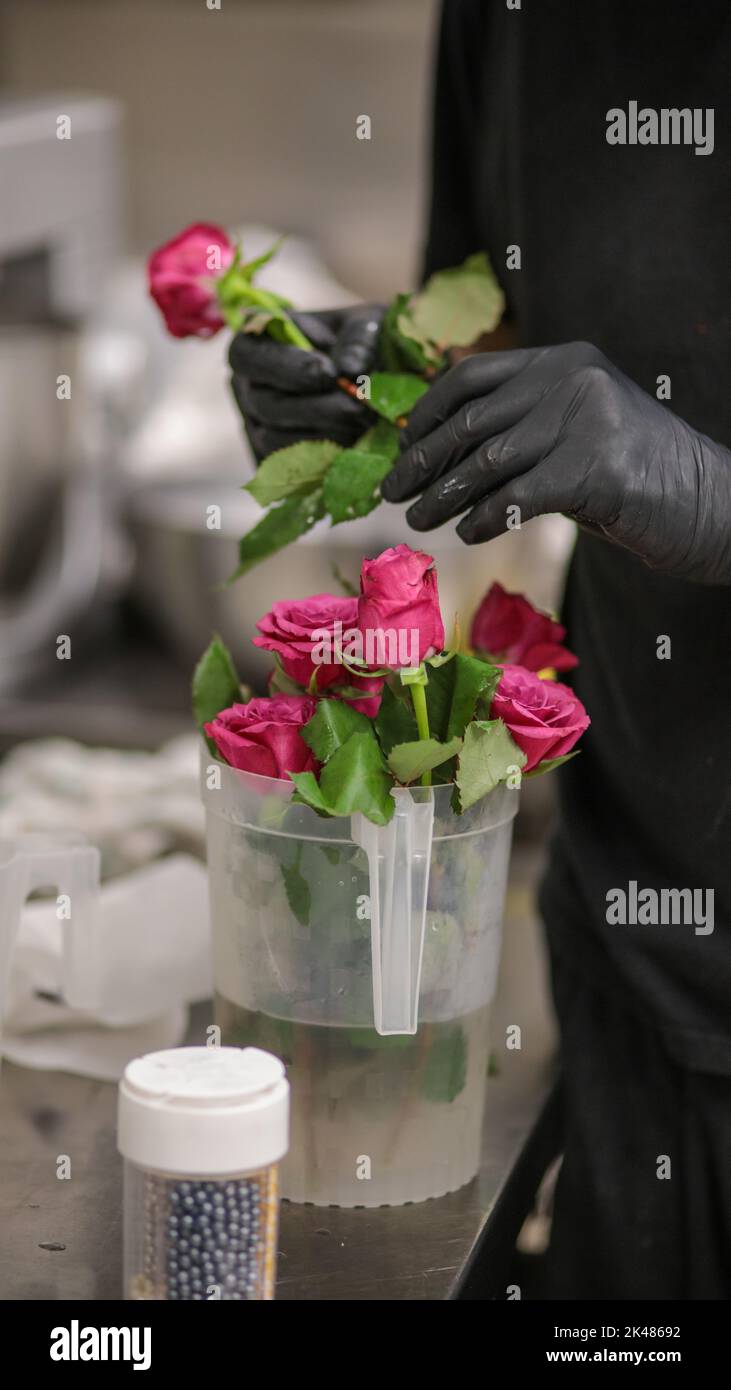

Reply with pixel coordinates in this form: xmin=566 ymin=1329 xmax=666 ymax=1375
xmin=490 ymin=664 xmax=590 ymax=773
xmin=204 ymin=695 xmax=318 ymax=779
xmin=471 ymin=581 xmax=578 ymax=673
xmin=356 ymin=544 xmax=445 ymax=670
xmin=148 ymin=222 xmax=235 ymax=339
xmin=253 ymin=594 xmax=383 ymax=714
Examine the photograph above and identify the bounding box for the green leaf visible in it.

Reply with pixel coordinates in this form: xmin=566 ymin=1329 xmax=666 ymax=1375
xmin=320 ymin=415 xmax=401 ymax=524
xmin=192 ymin=636 xmax=241 ymax=751
xmin=375 ymin=683 xmax=418 ymax=754
xmin=425 ymin=652 xmax=501 ymax=742
xmin=319 ymin=844 xmax=342 ymax=866
xmin=292 ymin=731 xmax=395 ymax=825
xmin=395 ymin=310 xmax=444 ymax=369
xmin=387 ymin=736 xmax=463 ymax=784
xmin=422 ymin=1024 xmax=467 ymax=1103
xmin=524 ymin=751 xmax=580 ymax=779
xmin=379 ymin=293 xmax=436 ymax=373
xmin=246 ymin=440 xmax=342 ymax=507
xmin=280 ymin=847 xmax=311 ymax=927
xmin=289 ymin=771 xmax=330 ymax=815
xmin=230 ymin=488 xmax=326 ymax=581
xmin=455 ymin=719 xmax=526 ymax=812
xmin=322 ymin=448 xmax=393 ymax=523
xmin=407 ymin=252 xmax=505 ymax=352
xmin=367 ymin=372 xmax=429 ymax=424
xmin=354 ymin=418 xmax=400 ymax=461
xmin=301 ymin=700 xmax=372 ymax=763
xmin=239 ymin=235 xmax=285 ymax=280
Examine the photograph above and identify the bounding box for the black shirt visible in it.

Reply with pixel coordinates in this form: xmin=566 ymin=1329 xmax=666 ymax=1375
xmin=424 ymin=0 xmax=731 ymax=1072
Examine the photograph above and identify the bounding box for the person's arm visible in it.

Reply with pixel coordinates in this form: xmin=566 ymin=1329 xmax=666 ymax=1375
xmin=382 ymin=342 xmax=731 ymax=586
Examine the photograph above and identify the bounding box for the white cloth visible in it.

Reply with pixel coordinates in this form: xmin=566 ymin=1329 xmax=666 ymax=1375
xmin=0 ymin=734 xmax=204 ymax=878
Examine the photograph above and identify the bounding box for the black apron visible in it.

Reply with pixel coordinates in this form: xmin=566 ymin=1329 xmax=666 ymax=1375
xmin=425 ymin=0 xmax=731 ymax=1296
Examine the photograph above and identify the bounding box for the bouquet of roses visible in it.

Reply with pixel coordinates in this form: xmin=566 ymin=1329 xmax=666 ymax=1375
xmin=193 ymin=544 xmax=590 ymax=826
xmin=148 ymin=223 xmax=506 ymax=580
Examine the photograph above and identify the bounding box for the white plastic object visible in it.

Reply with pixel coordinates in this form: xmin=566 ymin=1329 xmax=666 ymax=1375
xmin=0 ymin=833 xmax=100 ymax=1037
xmin=119 ymin=1046 xmax=289 ymax=1301
xmin=118 ymin=1046 xmax=290 ymax=1176
xmin=351 ymin=787 xmax=435 ymax=1036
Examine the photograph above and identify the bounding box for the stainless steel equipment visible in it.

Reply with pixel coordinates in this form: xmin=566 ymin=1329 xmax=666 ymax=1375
xmin=0 ymin=94 xmax=123 ymax=690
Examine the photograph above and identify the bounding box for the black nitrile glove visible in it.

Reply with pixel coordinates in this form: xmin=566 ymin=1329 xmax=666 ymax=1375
xmin=382 ymin=342 xmax=731 ymax=586
xmin=229 ymin=304 xmax=384 ymax=460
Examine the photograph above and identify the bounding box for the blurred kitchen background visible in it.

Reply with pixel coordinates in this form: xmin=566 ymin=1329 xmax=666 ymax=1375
xmin=0 ymin=0 xmax=569 ymax=1120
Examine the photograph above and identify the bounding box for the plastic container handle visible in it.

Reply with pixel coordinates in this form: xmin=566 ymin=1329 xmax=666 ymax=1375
xmin=351 ymin=788 xmax=435 ymax=1036
xmin=0 ymin=834 xmax=101 ymax=1036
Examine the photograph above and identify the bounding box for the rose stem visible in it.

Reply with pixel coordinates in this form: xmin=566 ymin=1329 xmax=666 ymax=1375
xmin=336 ymin=375 xmax=359 ymax=400
xmin=336 ymin=376 xmax=408 ymax=428
xmin=283 ymin=319 xmax=315 ymax=350
xmin=410 ymin=681 xmax=432 ymax=787
xmin=228 ymin=281 xmax=315 ymax=351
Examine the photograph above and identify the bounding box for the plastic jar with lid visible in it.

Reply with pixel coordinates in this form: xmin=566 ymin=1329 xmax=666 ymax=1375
xmin=118 ymin=1045 xmax=289 ymax=1300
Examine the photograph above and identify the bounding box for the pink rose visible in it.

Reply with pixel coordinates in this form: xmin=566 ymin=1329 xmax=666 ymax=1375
xmin=148 ymin=222 xmax=235 ymax=339
xmin=254 ymin=594 xmax=384 ymax=716
xmin=490 ymin=665 xmax=590 ymax=773
xmin=356 ymin=544 xmax=445 ymax=670
xmin=204 ymin=694 xmax=318 ymax=780
xmin=471 ymin=582 xmax=578 ymax=673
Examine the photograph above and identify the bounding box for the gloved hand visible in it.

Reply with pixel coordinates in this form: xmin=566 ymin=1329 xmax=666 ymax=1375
xmin=229 ymin=304 xmax=384 ymax=460
xmin=382 ymin=342 xmax=731 ymax=585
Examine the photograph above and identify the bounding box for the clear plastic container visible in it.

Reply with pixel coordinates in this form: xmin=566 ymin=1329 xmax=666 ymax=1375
xmin=118 ymin=1046 xmax=289 ymax=1300
xmin=202 ymin=757 xmax=518 ymax=1207
xmin=0 ymin=833 xmax=100 ymax=1056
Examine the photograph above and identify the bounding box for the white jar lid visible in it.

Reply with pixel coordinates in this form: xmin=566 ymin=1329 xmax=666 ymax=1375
xmin=117 ymin=1046 xmax=289 ymax=1176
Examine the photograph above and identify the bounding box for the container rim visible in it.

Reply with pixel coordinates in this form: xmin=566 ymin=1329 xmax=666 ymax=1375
xmin=199 ymin=748 xmax=519 ymax=841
